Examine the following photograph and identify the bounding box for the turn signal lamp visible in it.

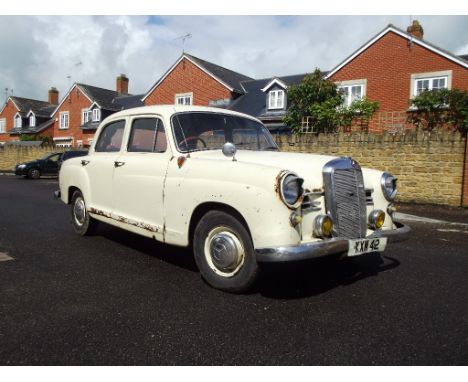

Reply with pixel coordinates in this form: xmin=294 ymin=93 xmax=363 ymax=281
xmin=369 ymin=209 xmax=385 ymax=230
xmin=313 ymin=215 xmax=333 ymax=238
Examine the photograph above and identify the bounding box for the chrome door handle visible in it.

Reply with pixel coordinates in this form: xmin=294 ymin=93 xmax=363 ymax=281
xmin=114 ymin=161 xmax=125 ymax=168
xmin=81 ymin=160 xmax=90 ymax=166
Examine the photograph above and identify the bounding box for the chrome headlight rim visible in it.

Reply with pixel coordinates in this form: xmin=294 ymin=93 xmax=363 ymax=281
xmin=381 ymin=172 xmax=397 ymax=201
xmin=279 ymin=171 xmax=304 ymax=208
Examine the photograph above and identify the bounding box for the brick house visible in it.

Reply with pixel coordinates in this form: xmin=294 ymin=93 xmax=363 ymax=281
xmin=143 ymin=53 xmax=253 ymax=108
xmin=51 ymin=75 xmax=143 ymax=148
xmin=0 ymin=88 xmax=59 ymax=145
xmin=326 ymin=22 xmax=468 ymax=133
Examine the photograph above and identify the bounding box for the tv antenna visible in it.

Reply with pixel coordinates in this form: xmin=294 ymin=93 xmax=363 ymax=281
xmin=174 ymin=33 xmax=192 ymax=53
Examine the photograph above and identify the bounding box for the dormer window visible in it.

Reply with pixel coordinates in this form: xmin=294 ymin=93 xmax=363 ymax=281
xmin=14 ymin=114 xmax=22 ymax=128
xmin=268 ymin=90 xmax=285 ymax=110
xmin=29 ymin=114 xmax=36 ymax=127
xmin=92 ymin=108 xmax=101 ymax=122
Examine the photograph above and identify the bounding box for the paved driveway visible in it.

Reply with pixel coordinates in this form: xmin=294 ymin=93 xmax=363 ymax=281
xmin=0 ymin=176 xmax=467 ymax=365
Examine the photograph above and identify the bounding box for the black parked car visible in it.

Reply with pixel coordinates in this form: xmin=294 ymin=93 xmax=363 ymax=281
xmin=15 ymin=150 xmax=89 ymax=179
xmin=15 ymin=152 xmax=63 ymax=179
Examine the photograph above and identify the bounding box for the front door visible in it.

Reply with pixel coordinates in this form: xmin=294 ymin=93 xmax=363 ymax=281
xmin=112 ymin=116 xmax=170 ymax=242
xmin=42 ymin=153 xmax=61 ymax=175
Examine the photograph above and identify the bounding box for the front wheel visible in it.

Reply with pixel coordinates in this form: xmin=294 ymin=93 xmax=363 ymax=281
xmin=193 ymin=211 xmax=258 ymax=293
xmin=71 ymin=190 xmax=98 ymax=236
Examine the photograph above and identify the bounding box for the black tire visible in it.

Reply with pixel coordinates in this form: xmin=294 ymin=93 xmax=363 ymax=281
xmin=71 ymin=190 xmax=98 ymax=236
xmin=27 ymin=168 xmax=41 ymax=179
xmin=193 ymin=210 xmax=258 ymax=293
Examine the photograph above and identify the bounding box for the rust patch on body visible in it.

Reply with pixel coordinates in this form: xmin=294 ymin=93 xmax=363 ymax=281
xmin=89 ymin=208 xmax=158 ymax=233
xmin=89 ymin=207 xmax=112 ymax=219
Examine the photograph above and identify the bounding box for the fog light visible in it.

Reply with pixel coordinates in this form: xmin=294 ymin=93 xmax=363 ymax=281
xmin=313 ymin=214 xmax=333 ymax=238
xmin=369 ymin=209 xmax=385 ymax=230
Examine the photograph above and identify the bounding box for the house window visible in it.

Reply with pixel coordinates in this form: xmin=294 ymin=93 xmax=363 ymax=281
xmin=410 ymin=71 xmax=452 ymax=99
xmin=29 ymin=115 xmax=36 ymax=127
xmin=92 ymin=108 xmax=101 ymax=122
xmin=414 ymin=76 xmax=448 ymax=96
xmin=0 ymin=118 xmax=6 ymax=133
xmin=175 ymin=93 xmax=193 ymax=105
xmin=82 ymin=109 xmax=92 ymax=124
xmin=14 ymin=115 xmax=22 ymax=128
xmin=338 ymin=84 xmax=364 ymax=107
xmin=59 ymin=112 xmax=69 ymax=130
xmin=268 ymin=90 xmax=285 ymax=109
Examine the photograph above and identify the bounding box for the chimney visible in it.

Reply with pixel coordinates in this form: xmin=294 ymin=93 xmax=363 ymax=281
xmin=116 ymin=74 xmax=129 ymax=95
xmin=407 ymin=20 xmax=424 ymax=40
xmin=48 ymin=87 xmax=59 ymax=105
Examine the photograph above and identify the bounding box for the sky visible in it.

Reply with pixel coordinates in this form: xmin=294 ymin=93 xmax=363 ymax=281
xmin=0 ymin=14 xmax=467 ymax=102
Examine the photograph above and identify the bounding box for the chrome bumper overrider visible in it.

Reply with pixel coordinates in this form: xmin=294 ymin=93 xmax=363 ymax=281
xmin=255 ymin=221 xmax=411 ymax=263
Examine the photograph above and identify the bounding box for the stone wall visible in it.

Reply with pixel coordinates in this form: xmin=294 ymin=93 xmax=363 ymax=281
xmin=0 ymin=145 xmax=63 ymax=172
xmin=274 ymin=131 xmax=467 ymax=206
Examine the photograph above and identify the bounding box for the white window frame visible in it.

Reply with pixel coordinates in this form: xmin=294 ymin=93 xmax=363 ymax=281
xmin=14 ymin=114 xmax=22 ymax=128
xmin=336 ymin=79 xmax=367 ymax=108
xmin=82 ymin=109 xmax=92 ymax=124
xmin=410 ymin=70 xmax=452 ymax=97
xmin=59 ymin=111 xmax=69 ymax=130
xmin=0 ymin=118 xmax=6 ymax=133
xmin=268 ymin=90 xmax=285 ymax=110
xmin=92 ymin=108 xmax=101 ymax=122
xmin=29 ymin=114 xmax=36 ymax=127
xmin=175 ymin=93 xmax=193 ymax=106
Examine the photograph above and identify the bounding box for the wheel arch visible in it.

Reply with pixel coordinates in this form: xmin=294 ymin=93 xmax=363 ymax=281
xmin=188 ymin=202 xmax=252 ymax=247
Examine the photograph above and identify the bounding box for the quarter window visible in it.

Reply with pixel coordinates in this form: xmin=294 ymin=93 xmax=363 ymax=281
xmin=94 ymin=120 xmax=126 ymax=152
xmin=128 ymin=118 xmax=167 ymax=153
xmin=59 ymin=112 xmax=69 ymax=129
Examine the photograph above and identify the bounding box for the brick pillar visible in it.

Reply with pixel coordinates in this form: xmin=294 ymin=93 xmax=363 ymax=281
xmin=463 ymin=135 xmax=468 ymax=207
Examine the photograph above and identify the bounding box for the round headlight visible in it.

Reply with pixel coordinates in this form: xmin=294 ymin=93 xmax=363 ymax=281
xmin=381 ymin=172 xmax=397 ymax=201
xmin=280 ymin=172 xmax=304 ymax=208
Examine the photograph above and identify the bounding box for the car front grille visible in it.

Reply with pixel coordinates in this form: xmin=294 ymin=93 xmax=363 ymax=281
xmin=323 ymin=158 xmax=367 ymax=239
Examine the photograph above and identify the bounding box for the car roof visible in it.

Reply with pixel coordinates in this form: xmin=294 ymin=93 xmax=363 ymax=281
xmin=106 ymin=104 xmax=261 ymax=122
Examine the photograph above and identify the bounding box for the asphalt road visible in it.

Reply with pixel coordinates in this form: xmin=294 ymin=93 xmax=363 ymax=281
xmin=0 ymin=175 xmax=467 ymax=365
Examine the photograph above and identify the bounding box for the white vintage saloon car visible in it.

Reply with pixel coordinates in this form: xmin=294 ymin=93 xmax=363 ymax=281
xmin=57 ymin=105 xmax=410 ymax=292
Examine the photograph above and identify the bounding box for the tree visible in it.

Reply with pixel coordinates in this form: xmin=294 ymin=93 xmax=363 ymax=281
xmin=407 ymin=88 xmax=468 ymax=133
xmin=283 ymin=69 xmax=343 ymax=134
xmin=283 ymin=69 xmax=380 ymax=134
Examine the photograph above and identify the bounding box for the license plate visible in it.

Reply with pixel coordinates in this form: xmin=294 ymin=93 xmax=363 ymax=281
xmin=347 ymin=237 xmax=387 ymax=257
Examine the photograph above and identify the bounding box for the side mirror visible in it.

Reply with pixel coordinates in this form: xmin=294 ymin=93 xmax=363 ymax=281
xmin=222 ymin=142 xmax=237 ymax=161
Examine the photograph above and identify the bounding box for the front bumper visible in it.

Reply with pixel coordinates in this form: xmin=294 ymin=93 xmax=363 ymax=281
xmin=15 ymin=167 xmax=28 ymax=176
xmin=255 ymin=221 xmax=410 ymax=263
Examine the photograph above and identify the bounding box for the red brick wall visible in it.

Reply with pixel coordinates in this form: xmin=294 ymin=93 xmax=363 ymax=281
xmin=0 ymin=99 xmax=20 ymax=143
xmin=329 ymin=31 xmax=468 ymax=132
xmin=52 ymin=86 xmax=92 ymax=146
xmin=144 ymin=57 xmax=234 ymax=106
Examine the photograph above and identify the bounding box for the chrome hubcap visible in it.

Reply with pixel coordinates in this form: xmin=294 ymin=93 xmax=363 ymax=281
xmin=74 ymin=197 xmax=86 ymax=226
xmin=205 ymin=227 xmax=245 ymax=277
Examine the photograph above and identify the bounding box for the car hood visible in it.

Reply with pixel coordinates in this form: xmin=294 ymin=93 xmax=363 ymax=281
xmin=189 ymin=149 xmax=383 ymax=190
xmin=18 ymin=160 xmax=39 ymax=167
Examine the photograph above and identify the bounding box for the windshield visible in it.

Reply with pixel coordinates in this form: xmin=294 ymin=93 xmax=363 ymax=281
xmin=171 ymin=112 xmax=279 ymax=153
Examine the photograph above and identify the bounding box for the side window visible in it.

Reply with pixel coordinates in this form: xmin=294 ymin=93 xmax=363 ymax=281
xmin=128 ymin=118 xmax=167 ymax=153
xmin=95 ymin=120 xmax=126 ymax=152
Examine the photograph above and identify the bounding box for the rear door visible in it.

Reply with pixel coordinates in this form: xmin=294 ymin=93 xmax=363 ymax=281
xmin=85 ymin=119 xmax=126 ymax=214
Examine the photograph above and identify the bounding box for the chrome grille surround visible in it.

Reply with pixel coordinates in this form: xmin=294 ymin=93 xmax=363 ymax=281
xmin=323 ymin=157 xmax=367 ymax=239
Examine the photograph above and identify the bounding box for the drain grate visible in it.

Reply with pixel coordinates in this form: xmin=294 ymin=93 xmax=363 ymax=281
xmin=0 ymin=252 xmax=14 ymax=262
